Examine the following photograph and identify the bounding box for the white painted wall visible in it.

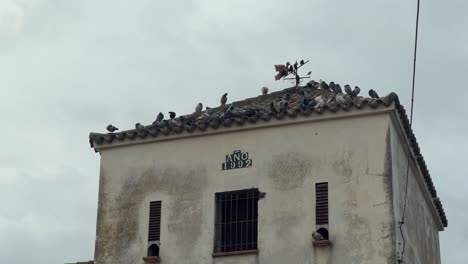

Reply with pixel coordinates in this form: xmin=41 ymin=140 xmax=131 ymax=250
xmin=390 ymin=119 xmax=442 ymax=264
xmin=93 ymin=109 xmax=433 ymax=264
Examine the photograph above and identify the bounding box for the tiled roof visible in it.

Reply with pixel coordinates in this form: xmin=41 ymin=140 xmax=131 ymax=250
xmin=88 ymin=82 xmax=447 ymax=228
xmin=89 ymin=86 xmax=398 ymax=147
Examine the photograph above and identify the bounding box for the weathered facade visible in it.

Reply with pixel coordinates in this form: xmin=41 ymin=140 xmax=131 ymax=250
xmin=86 ymin=85 xmax=447 ymax=264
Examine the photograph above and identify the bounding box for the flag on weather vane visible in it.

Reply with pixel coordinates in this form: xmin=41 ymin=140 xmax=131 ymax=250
xmin=274 ymin=59 xmax=311 ymax=86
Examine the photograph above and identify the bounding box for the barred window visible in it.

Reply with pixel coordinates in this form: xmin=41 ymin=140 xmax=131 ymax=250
xmin=214 ymin=189 xmax=259 ymax=254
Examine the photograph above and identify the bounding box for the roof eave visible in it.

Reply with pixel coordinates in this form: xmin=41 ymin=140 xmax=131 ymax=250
xmin=90 ymin=105 xmax=395 ymax=152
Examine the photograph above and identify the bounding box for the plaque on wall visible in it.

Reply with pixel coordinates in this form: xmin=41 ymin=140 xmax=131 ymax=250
xmin=222 ymin=150 xmax=252 ymax=170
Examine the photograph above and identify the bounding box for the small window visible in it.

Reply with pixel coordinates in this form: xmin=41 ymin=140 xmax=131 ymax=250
xmin=214 ymin=189 xmax=259 ymax=253
xmin=315 ymin=182 xmax=329 ymax=240
xmin=147 ymin=201 xmax=161 ymax=256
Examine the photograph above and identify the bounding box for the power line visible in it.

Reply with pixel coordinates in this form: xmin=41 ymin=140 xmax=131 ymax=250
xmin=398 ymin=0 xmax=421 ymax=263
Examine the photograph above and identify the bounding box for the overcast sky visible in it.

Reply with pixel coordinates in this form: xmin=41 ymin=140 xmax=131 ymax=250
xmin=0 ymin=0 xmax=466 ymax=263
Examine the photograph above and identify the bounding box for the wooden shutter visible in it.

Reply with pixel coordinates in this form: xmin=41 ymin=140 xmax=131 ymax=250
xmin=315 ymin=183 xmax=328 ymax=225
xmin=148 ymin=201 xmax=161 ymax=241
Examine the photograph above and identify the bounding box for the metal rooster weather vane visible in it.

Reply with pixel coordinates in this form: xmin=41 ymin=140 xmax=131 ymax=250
xmin=274 ymin=59 xmax=311 ymax=86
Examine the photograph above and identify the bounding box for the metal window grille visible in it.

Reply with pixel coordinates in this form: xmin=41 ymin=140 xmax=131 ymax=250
xmin=214 ymin=189 xmax=259 ymax=253
xmin=315 ymin=183 xmax=328 ymax=225
xmin=148 ymin=201 xmax=161 ymax=242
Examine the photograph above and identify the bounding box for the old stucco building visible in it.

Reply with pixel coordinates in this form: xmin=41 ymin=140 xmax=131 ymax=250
xmin=85 ymin=83 xmax=447 ymax=264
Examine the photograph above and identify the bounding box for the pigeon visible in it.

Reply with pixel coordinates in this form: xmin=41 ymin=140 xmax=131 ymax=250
xmin=300 ymin=97 xmax=315 ymax=110
xmin=156 ymin=112 xmax=164 ymax=122
xmin=314 ymin=95 xmax=325 ymax=109
xmin=303 ymin=88 xmax=315 ymax=100
xmin=306 ymin=71 xmax=312 ymax=76
xmin=225 ymin=105 xmax=242 ymax=118
xmin=106 ymin=124 xmax=118 ymax=133
xmin=135 ymin=123 xmax=145 ymax=132
xmin=294 ymin=61 xmax=298 ymax=71
xmin=278 ymin=100 xmax=289 ymax=113
xmin=306 ymin=80 xmax=314 ymax=88
xmin=335 ymin=83 xmax=343 ymax=94
xmin=344 ymin=84 xmax=352 ymax=95
xmin=295 ymin=73 xmax=300 ymax=86
xmin=329 ymin=82 xmax=337 ymax=93
xmin=286 ymin=61 xmax=291 ymax=67
xmin=269 ymin=101 xmax=277 ymax=113
xmin=351 ymin=86 xmax=361 ymax=97
xmin=288 ymin=65 xmax=294 ymax=73
xmin=282 ymin=93 xmax=291 ymax=101
xmin=320 ymin=81 xmax=330 ymax=91
xmin=300 ymin=59 xmax=305 ymax=66
xmin=313 ymin=82 xmax=320 ymax=90
xmin=169 ymin=111 xmax=176 ymax=119
xmin=335 ymin=93 xmax=348 ymax=107
xmin=368 ymin=89 xmax=379 ymax=99
xmin=312 ymin=231 xmax=325 ymax=241
xmin=169 ymin=118 xmax=180 ymax=127
xmin=220 ymin=93 xmax=228 ymax=105
xmin=262 ymin=87 xmax=269 ymax=95
xmin=195 ymin=103 xmax=203 ymax=113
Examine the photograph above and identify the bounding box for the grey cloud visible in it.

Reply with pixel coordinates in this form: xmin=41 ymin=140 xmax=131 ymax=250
xmin=0 ymin=0 xmax=466 ymax=263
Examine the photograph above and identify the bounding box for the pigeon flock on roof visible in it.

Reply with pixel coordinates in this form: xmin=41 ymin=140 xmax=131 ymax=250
xmin=105 ymin=80 xmax=389 ymax=134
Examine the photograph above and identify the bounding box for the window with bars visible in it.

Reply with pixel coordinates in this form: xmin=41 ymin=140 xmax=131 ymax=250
xmin=147 ymin=201 xmax=161 ymax=257
xmin=214 ymin=189 xmax=259 ymax=254
xmin=315 ymin=182 xmax=329 ymax=240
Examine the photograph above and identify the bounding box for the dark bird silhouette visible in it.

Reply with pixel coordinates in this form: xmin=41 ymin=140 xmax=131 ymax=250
xmin=169 ymin=111 xmax=176 ymax=119
xmin=344 ymin=84 xmax=352 ymax=95
xmin=335 ymin=83 xmax=343 ymax=94
xmin=329 ymin=82 xmax=337 ymax=93
xmin=294 ymin=61 xmax=298 ymax=71
xmin=221 ymin=93 xmax=228 ymax=105
xmin=156 ymin=112 xmax=164 ymax=122
xmin=106 ymin=124 xmax=118 ymax=133
xmin=320 ymin=81 xmax=330 ymax=91
xmin=295 ymin=73 xmax=300 ymax=86
xmin=286 ymin=61 xmax=291 ymax=67
xmin=300 ymin=59 xmax=305 ymax=66
xmin=288 ymin=65 xmax=294 ymax=73
xmin=195 ymin=103 xmax=203 ymax=113
xmin=135 ymin=123 xmax=145 ymax=132
xmin=306 ymin=71 xmax=312 ymax=76
xmin=351 ymin=86 xmax=361 ymax=97
xmin=262 ymin=87 xmax=269 ymax=95
xmin=368 ymin=89 xmax=379 ymax=98
xmin=306 ymin=80 xmax=315 ymax=88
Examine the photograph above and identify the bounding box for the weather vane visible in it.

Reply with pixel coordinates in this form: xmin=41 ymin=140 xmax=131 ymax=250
xmin=274 ymin=59 xmax=311 ymax=86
